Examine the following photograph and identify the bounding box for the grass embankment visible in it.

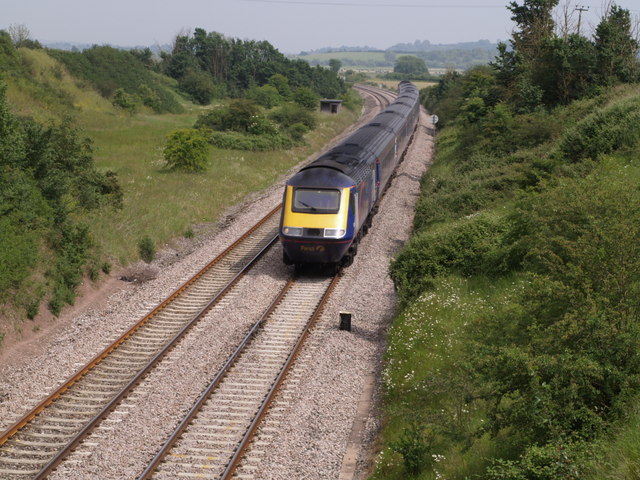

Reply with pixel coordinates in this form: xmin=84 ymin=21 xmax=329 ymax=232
xmin=81 ymin=104 xmax=359 ymax=265
xmin=1 ymin=45 xmax=361 ymax=335
xmin=8 ymin=48 xmax=361 ymax=266
xmin=373 ymin=85 xmax=640 ymax=478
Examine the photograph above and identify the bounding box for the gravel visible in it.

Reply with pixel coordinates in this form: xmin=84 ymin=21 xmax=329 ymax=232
xmin=0 ymin=95 xmax=434 ymax=480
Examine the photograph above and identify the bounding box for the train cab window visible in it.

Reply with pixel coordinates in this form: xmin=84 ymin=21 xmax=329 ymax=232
xmin=293 ymin=188 xmax=340 ymax=213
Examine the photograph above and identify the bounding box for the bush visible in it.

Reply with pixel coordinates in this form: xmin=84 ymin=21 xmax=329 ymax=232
xmin=286 ymin=122 xmax=309 ymax=142
xmin=293 ymin=86 xmax=319 ymax=110
xmin=163 ymin=129 xmax=210 ymax=172
xmin=556 ymin=96 xmax=640 ymax=162
xmin=246 ymin=84 xmax=282 ymax=108
xmin=269 ymin=103 xmax=317 ymax=129
xmin=112 ymin=87 xmax=138 ymax=113
xmin=391 ymin=213 xmax=508 ymax=304
xmin=246 ymin=115 xmax=279 ymax=136
xmin=390 ymin=423 xmax=434 ymax=476
xmin=138 ymin=236 xmax=156 ymax=263
xmin=470 ymin=161 xmax=640 ymax=454
xmin=179 ymin=68 xmax=216 ymax=105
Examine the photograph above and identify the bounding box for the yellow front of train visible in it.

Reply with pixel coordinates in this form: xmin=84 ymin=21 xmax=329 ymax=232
xmin=279 ymin=167 xmax=357 ymax=265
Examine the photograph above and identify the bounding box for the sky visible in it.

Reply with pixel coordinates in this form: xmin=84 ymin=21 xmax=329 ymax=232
xmin=1 ymin=0 xmax=630 ymax=54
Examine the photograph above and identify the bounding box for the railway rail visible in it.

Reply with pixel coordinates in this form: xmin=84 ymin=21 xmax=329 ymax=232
xmin=0 ymin=206 xmax=282 ymax=479
xmin=139 ymin=273 xmax=339 ymax=479
xmin=0 ymin=85 xmax=399 ymax=479
xmin=353 ymin=84 xmax=397 ymax=110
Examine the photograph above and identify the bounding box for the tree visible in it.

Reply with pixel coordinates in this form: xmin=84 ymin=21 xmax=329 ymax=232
xmin=179 ymin=68 xmax=217 ymax=105
xmin=594 ymin=5 xmax=640 ymax=85
xmin=394 ymin=55 xmax=428 ymax=75
xmin=329 ymin=58 xmax=342 ymax=73
xmin=268 ymin=73 xmax=291 ymax=98
xmin=293 ymin=86 xmax=319 ymax=110
xmin=507 ymin=0 xmax=559 ymax=60
xmin=7 ymin=24 xmax=36 ymax=48
xmin=246 ymin=84 xmax=282 ymax=108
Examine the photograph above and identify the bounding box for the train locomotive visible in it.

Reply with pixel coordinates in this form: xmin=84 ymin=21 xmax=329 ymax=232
xmin=279 ymin=81 xmax=420 ymax=268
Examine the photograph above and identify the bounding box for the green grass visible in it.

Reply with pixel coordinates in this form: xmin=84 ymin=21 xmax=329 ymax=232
xmin=81 ymin=105 xmax=360 ymax=265
xmin=372 ymin=275 xmax=525 ymax=479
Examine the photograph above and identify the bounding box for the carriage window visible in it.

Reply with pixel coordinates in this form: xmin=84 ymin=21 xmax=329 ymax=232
xmin=293 ymin=188 xmax=340 ymax=213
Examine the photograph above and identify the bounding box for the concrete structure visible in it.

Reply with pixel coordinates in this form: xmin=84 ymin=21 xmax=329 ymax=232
xmin=320 ymin=99 xmax=343 ymax=114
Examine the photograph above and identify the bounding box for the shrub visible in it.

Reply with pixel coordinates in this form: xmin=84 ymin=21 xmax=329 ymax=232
xmin=246 ymin=84 xmax=282 ymax=108
xmin=293 ymin=86 xmax=319 ymax=110
xmin=246 ymin=115 xmax=279 ymax=136
xmin=163 ymin=129 xmax=210 ymax=172
xmin=391 ymin=423 xmax=434 ymax=476
xmin=286 ymin=122 xmax=309 ymax=142
xmin=138 ymin=236 xmax=156 ymax=263
xmin=178 ymin=68 xmax=217 ymax=105
xmin=556 ymin=96 xmax=640 ymax=162
xmin=391 ymin=213 xmax=508 ymax=303
xmin=269 ymin=103 xmax=317 ymax=129
xmin=194 ymin=108 xmax=227 ymax=130
xmin=112 ymin=87 xmax=138 ymax=113
xmin=225 ymin=99 xmax=261 ymax=131
xmin=470 ymin=161 xmax=640 ymax=455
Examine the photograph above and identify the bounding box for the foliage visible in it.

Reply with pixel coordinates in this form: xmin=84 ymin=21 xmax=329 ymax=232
xmin=380 ymin=5 xmax=640 ymax=472
xmin=491 ymin=1 xmax=639 ymax=108
xmin=138 ymin=235 xmax=156 ymax=263
xmin=268 ymin=73 xmax=292 ymax=99
xmin=293 ymin=86 xmax=319 ymax=110
xmin=163 ymin=128 xmax=210 ymax=172
xmin=207 ymin=130 xmax=294 ymax=151
xmin=0 ymin=83 xmax=121 ymax=316
xmin=178 ymin=67 xmax=218 ymax=105
xmin=556 ymin=95 xmax=640 ymax=162
xmin=160 ymin=28 xmax=345 ymax=100
xmin=193 ymin=98 xmax=302 ymax=150
xmin=391 ymin=213 xmax=508 ymax=304
xmin=246 ymin=84 xmax=282 ymax=108
xmin=48 ymin=46 xmax=183 ymax=113
xmin=594 ymin=5 xmax=640 ymax=85
xmin=269 ymin=103 xmax=317 ymax=130
xmin=394 ymin=55 xmax=428 ymax=75
xmin=390 ymin=423 xmax=434 ymax=476
xmin=112 ymin=87 xmax=138 ymax=113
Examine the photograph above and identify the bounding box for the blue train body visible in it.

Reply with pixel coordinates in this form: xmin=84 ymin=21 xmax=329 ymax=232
xmin=279 ymin=81 xmax=420 ymax=267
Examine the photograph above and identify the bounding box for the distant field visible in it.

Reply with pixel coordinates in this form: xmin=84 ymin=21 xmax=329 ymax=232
xmin=294 ymin=51 xmax=391 ymax=68
xmin=374 ymin=79 xmax=437 ymax=91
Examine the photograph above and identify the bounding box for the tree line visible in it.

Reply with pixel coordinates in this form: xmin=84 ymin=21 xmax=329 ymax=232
xmin=157 ymin=28 xmax=345 ymax=104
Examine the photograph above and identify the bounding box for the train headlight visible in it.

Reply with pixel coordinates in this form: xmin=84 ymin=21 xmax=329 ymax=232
xmin=324 ymin=228 xmax=346 ymax=238
xmin=283 ymin=226 xmax=303 ymax=236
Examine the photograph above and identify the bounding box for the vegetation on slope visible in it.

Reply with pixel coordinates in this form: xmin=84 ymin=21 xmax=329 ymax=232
xmin=0 ymin=25 xmax=358 ymax=332
xmin=375 ymin=1 xmax=640 ymax=478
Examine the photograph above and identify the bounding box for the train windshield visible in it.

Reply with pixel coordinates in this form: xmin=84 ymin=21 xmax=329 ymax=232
xmin=292 ymin=188 xmax=340 ymax=213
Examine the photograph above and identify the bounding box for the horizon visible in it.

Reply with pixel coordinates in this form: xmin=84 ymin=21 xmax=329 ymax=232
xmin=2 ymin=0 xmax=624 ymax=56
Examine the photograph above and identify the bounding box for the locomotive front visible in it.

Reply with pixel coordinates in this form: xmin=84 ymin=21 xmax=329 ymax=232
xmin=280 ymin=166 xmax=356 ymax=265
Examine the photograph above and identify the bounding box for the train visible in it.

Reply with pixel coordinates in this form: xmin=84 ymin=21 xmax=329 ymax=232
xmin=279 ymin=81 xmax=420 ymax=268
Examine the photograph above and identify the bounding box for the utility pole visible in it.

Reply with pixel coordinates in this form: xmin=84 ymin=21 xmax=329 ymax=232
xmin=576 ymin=5 xmax=589 ymax=35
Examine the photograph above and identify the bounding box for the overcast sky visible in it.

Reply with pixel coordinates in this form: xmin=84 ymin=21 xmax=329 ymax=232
xmin=1 ymin=0 xmax=630 ymax=53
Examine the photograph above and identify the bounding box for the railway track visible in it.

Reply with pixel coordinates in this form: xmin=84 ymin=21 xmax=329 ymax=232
xmin=0 ymin=84 xmax=401 ymax=479
xmin=0 ymin=206 xmax=282 ymax=479
xmin=354 ymin=84 xmax=397 ymax=110
xmin=139 ymin=273 xmax=339 ymax=479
